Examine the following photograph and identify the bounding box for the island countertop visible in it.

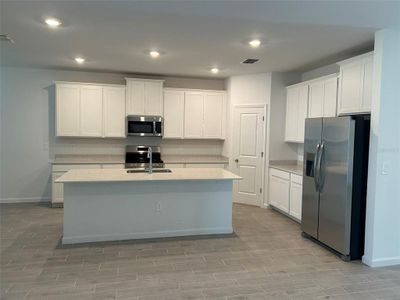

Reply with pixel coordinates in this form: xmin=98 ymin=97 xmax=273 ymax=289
xmin=56 ymin=168 xmax=242 ymax=183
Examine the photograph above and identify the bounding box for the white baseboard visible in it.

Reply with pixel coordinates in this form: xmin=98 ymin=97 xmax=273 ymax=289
xmin=62 ymin=227 xmax=233 ymax=244
xmin=0 ymin=197 xmax=51 ymax=204
xmin=362 ymin=255 xmax=400 ymax=267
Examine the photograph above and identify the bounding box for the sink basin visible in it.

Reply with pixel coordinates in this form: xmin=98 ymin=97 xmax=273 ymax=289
xmin=127 ymin=169 xmax=172 ymax=174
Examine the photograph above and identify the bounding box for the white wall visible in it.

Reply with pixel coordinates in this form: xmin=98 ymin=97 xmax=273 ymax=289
xmin=363 ymin=26 xmax=400 ymax=267
xmin=0 ymin=66 xmax=225 ymax=202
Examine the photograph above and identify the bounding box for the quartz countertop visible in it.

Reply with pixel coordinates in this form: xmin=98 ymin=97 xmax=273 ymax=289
xmin=163 ymin=155 xmax=229 ymax=164
xmin=56 ymin=168 xmax=242 ymax=183
xmin=52 ymin=154 xmax=229 ymax=165
xmin=269 ymin=161 xmax=303 ymax=176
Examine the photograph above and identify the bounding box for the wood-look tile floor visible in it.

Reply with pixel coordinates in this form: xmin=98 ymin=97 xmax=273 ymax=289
xmin=1 ymin=203 xmax=399 ymax=300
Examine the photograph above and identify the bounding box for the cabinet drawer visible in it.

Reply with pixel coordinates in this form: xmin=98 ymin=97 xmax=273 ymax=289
xmin=52 ymin=164 xmax=102 ymax=172
xmin=186 ymin=163 xmax=226 ymax=168
xmin=102 ymin=164 xmax=125 ymax=169
xmin=165 ymin=163 xmax=185 ymax=168
xmin=291 ymin=174 xmax=303 ymax=185
xmin=269 ymin=168 xmax=290 ymax=180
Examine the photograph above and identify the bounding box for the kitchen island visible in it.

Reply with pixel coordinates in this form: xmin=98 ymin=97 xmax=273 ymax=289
xmin=56 ymin=168 xmax=241 ymax=244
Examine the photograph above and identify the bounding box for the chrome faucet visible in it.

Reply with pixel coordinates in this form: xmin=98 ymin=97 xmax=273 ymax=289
xmin=147 ymin=147 xmax=153 ymax=174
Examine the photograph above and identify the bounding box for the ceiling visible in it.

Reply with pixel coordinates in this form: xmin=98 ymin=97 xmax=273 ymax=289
xmin=1 ymin=1 xmax=399 ymax=78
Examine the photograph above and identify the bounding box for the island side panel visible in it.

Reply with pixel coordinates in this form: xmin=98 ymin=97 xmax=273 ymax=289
xmin=62 ymin=180 xmax=233 ymax=244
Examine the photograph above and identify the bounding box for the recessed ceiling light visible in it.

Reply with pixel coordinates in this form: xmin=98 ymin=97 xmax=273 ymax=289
xmin=249 ymin=39 xmax=261 ymax=48
xmin=211 ymin=68 xmax=219 ymax=74
xmin=75 ymin=57 xmax=85 ymax=64
xmin=45 ymin=18 xmax=62 ymax=28
xmin=149 ymin=51 xmax=160 ymax=58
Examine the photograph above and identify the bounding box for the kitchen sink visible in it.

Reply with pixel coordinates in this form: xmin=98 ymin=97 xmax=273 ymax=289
xmin=127 ymin=169 xmax=172 ymax=174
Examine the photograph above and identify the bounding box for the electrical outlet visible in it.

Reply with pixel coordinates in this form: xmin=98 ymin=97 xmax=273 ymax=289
xmin=155 ymin=202 xmax=161 ymax=212
xmin=382 ymin=161 xmax=389 ymax=175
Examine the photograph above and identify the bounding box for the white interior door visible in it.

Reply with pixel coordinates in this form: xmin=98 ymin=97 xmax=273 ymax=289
xmin=232 ymin=106 xmax=265 ymax=206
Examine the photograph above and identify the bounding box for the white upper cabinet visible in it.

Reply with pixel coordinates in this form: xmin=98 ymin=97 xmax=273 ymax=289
xmin=103 ymin=86 xmax=126 ymax=138
xmin=183 ymin=90 xmax=226 ymax=139
xmin=308 ymin=81 xmax=324 ymax=118
xmin=56 ymin=82 xmax=125 ymax=138
xmin=337 ymin=52 xmax=373 ymax=115
xmin=308 ymin=75 xmax=338 ymax=118
xmin=56 ymin=84 xmax=80 ymax=136
xmin=323 ymin=77 xmax=338 ymax=117
xmin=163 ymin=89 xmax=184 ymax=138
xmin=184 ymin=92 xmax=204 ymax=138
xmin=203 ymin=93 xmax=224 ymax=138
xmin=125 ymin=78 xmax=164 ymax=116
xmin=80 ymin=85 xmax=103 ymax=137
xmin=285 ymin=84 xmax=308 ymax=143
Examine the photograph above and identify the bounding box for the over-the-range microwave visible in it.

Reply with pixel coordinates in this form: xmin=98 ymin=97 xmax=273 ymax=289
xmin=127 ymin=115 xmax=163 ymax=137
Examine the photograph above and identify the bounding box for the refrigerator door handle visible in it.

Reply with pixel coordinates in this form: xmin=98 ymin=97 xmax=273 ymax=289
xmin=318 ymin=142 xmax=325 ymax=193
xmin=313 ymin=143 xmax=321 ymax=191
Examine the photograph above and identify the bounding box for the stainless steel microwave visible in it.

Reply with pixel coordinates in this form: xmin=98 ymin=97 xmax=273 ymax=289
xmin=127 ymin=115 xmax=163 ymax=137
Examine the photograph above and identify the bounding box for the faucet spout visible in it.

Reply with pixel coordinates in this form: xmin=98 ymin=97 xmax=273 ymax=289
xmin=147 ymin=147 xmax=153 ymax=174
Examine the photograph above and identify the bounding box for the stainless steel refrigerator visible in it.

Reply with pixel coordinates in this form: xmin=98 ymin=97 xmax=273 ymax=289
xmin=302 ymin=115 xmax=370 ymax=260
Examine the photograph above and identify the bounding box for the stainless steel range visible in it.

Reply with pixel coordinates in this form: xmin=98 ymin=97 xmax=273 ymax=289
xmin=125 ymin=145 xmax=164 ymax=169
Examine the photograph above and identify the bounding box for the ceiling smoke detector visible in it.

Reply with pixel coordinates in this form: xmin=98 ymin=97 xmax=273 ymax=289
xmin=0 ymin=34 xmax=14 ymax=43
xmin=241 ymin=58 xmax=259 ymax=64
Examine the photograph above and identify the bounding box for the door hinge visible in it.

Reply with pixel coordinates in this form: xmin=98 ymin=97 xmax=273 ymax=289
xmin=261 ymin=151 xmax=264 ymax=158
xmin=262 ymin=116 xmax=265 ymax=121
xmin=260 ymin=188 xmax=263 ymax=194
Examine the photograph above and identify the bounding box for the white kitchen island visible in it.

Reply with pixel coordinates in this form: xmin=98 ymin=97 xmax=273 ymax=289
xmin=56 ymin=168 xmax=241 ymax=244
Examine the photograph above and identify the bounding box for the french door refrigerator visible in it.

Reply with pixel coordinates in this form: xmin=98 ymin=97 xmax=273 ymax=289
xmin=302 ymin=115 xmax=370 ymax=260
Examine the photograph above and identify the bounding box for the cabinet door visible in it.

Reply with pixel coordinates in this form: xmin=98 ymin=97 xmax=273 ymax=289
xmin=184 ymin=92 xmax=204 ymax=138
xmin=361 ymin=56 xmax=373 ymax=112
xmin=338 ymin=62 xmax=363 ymax=114
xmin=269 ymin=174 xmax=290 ymax=213
xmin=56 ymin=84 xmax=80 ymax=136
xmin=203 ymin=93 xmax=224 ymax=138
xmin=297 ymin=85 xmax=309 ymax=142
xmin=289 ymin=175 xmax=303 ymax=221
xmin=308 ymin=82 xmax=324 ymax=118
xmin=285 ymin=88 xmax=298 ymax=142
xmin=80 ymin=85 xmax=103 ymax=137
xmin=103 ymin=87 xmax=126 ymax=137
xmin=163 ymin=90 xmax=184 ymax=138
xmin=126 ymin=80 xmax=145 ymax=115
xmin=144 ymin=81 xmax=163 ymax=116
xmin=52 ymin=172 xmax=65 ymax=204
xmin=323 ymin=77 xmax=338 ymax=117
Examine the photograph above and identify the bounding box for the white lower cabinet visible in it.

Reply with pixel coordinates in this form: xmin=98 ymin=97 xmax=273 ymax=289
xmin=268 ymin=167 xmax=303 ymax=222
xmin=51 ymin=163 xmax=120 ymax=206
xmin=269 ymin=168 xmax=290 ymax=213
xmin=289 ymin=174 xmax=303 ymax=220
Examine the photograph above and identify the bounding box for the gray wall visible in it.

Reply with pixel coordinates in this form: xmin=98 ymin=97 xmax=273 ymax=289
xmin=0 ymin=66 xmax=225 ymax=202
xmin=268 ymin=72 xmax=300 ymax=161
xmin=301 ymin=63 xmax=340 ymax=81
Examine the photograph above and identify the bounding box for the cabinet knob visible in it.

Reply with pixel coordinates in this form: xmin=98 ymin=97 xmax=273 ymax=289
xmin=235 ymin=159 xmax=239 ymax=163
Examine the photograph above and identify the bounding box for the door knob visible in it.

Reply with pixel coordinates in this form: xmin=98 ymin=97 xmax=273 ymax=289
xmin=235 ymin=159 xmax=239 ymax=163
